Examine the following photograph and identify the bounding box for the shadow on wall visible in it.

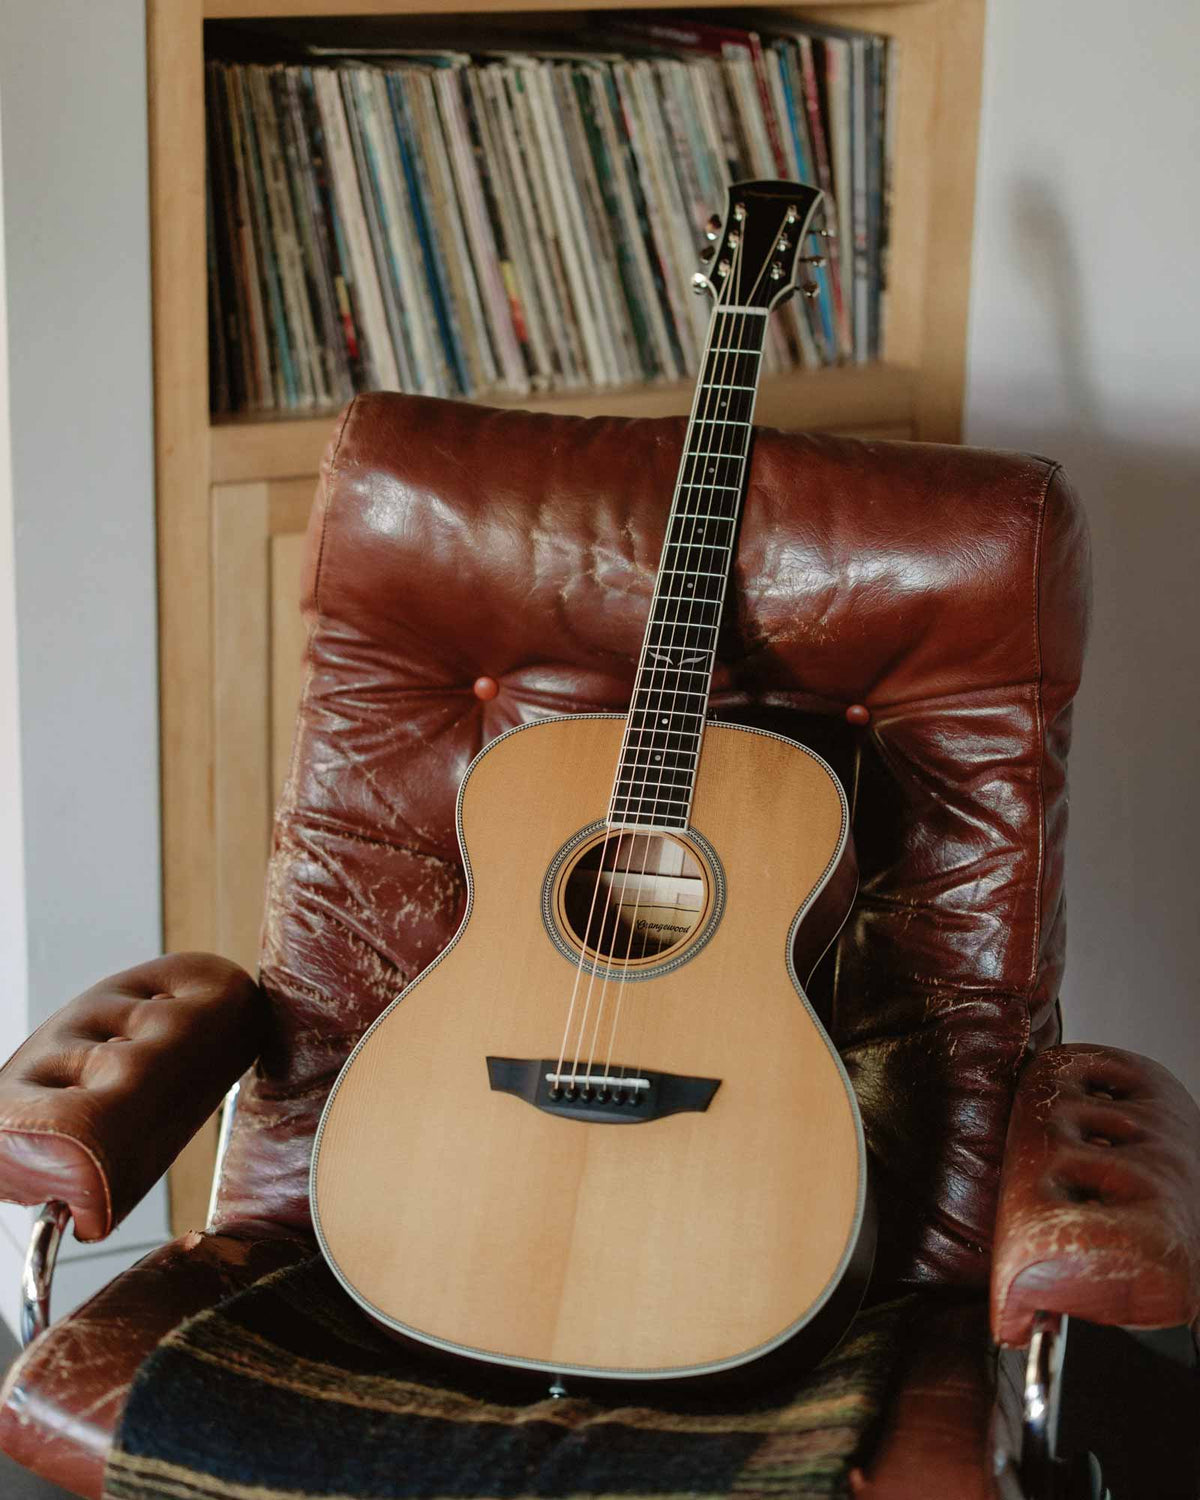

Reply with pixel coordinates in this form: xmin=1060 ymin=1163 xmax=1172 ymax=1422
xmin=974 ymin=181 xmax=1200 ymax=1086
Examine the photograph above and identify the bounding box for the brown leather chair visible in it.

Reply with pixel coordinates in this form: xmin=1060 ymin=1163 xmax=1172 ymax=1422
xmin=0 ymin=394 xmax=1196 ymax=1499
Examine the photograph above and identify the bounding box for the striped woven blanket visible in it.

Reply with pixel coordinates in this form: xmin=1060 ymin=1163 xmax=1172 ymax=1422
xmin=103 ymin=1255 xmax=912 ymax=1500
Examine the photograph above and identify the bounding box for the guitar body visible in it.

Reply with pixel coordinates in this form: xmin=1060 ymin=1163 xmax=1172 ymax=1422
xmin=311 ymin=714 xmax=873 ymax=1387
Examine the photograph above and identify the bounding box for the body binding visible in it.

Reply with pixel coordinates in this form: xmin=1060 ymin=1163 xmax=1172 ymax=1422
xmin=312 ymin=713 xmax=873 ymax=1387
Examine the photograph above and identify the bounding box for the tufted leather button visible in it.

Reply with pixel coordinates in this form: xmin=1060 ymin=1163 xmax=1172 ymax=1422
xmin=845 ymin=703 xmax=870 ymax=726
xmin=472 ymin=676 xmax=499 ymax=702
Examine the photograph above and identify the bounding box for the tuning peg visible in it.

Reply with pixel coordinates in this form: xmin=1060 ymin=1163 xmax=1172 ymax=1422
xmin=704 ymin=214 xmax=721 ymax=241
xmin=802 ymin=281 xmax=821 ymax=300
xmin=799 ymin=256 xmax=827 ymax=268
xmin=811 ymin=226 xmax=835 ymax=240
xmin=699 ymin=244 xmax=715 ymax=262
xmin=769 ymin=264 xmax=785 ymax=281
xmin=691 ymin=272 xmax=709 ymax=296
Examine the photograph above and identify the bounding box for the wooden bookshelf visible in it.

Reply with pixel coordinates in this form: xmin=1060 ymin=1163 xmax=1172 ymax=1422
xmin=148 ymin=0 xmax=985 ymax=1233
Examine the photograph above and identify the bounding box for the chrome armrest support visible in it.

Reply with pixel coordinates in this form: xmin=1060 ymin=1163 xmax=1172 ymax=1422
xmin=990 ymin=1313 xmax=1116 ymax=1500
xmin=989 ymin=1311 xmax=1069 ymax=1499
xmin=1021 ymin=1310 xmax=1068 ymax=1493
xmin=20 ymin=1201 xmax=71 ymax=1348
xmin=205 ymin=1079 xmax=241 ymax=1231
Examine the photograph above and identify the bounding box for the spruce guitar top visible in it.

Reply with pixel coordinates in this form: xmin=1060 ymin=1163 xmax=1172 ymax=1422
xmin=312 ymin=180 xmax=874 ymax=1389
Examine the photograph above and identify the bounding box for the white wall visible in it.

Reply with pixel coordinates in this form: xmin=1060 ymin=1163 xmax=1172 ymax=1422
xmin=964 ymin=1 xmax=1200 ymax=1096
xmin=0 ymin=1 xmax=168 ymax=1335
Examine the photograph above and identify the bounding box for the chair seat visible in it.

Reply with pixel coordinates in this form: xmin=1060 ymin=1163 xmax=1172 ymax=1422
xmin=1 ymin=1230 xmax=989 ymax=1500
xmin=0 ymin=1230 xmax=313 ymax=1500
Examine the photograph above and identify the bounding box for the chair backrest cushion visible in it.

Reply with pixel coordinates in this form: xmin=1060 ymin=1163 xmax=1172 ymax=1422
xmin=213 ymin=392 xmax=1090 ymax=1292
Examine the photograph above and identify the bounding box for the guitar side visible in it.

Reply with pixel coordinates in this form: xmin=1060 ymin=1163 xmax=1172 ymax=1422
xmin=311 ymin=713 xmax=873 ymax=1386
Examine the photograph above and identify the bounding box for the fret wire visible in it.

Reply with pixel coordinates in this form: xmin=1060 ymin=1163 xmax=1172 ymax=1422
xmin=623 ymin=728 xmax=702 ymax=744
xmin=660 ymin=567 xmax=725 ymax=578
xmin=663 ymin=547 xmax=733 ymax=558
xmin=629 ymin=713 xmax=706 ymax=726
xmin=617 ymin=761 xmax=698 ymax=774
xmin=611 ymin=791 xmax=694 ymax=804
xmin=627 ymin=708 xmax=702 ymax=720
xmin=634 ymin=666 xmax=710 ymax=679
xmin=621 ymin=756 xmax=696 ymax=770
xmin=618 ymin=756 xmax=693 ymax=768
xmin=615 ymin=780 xmax=690 ymax=792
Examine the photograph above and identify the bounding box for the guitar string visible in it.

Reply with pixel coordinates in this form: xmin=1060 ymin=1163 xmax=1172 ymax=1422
xmin=602 ymin=245 xmax=758 ymax=1094
xmin=550 ymin=266 xmax=725 ymax=1091
xmin=585 ymin=229 xmax=756 ymax=1095
xmin=594 ymin=298 xmax=750 ymax=1094
xmin=598 ymin=217 xmax=787 ymax=1093
xmin=565 ymin=236 xmax=745 ymax=1095
xmin=558 ymin=200 xmax=791 ymax=1095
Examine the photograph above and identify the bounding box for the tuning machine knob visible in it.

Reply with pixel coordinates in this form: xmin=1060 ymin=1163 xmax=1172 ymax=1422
xmin=802 ymin=281 xmax=821 ymax=300
xmin=704 ymin=213 xmax=721 ymax=242
xmin=699 ymin=243 xmax=715 ymax=262
xmin=799 ymin=256 xmax=827 ymax=268
xmin=691 ymin=272 xmax=709 ymax=296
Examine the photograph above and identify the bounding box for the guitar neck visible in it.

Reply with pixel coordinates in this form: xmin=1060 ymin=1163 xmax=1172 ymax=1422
xmin=608 ymin=306 xmax=770 ymax=832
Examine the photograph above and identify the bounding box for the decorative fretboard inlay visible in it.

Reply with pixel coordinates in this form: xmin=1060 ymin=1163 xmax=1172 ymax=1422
xmin=608 ymin=307 xmax=769 ymax=831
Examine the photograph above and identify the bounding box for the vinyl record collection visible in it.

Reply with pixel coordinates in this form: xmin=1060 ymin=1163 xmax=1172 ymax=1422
xmin=206 ymin=18 xmax=895 ymax=416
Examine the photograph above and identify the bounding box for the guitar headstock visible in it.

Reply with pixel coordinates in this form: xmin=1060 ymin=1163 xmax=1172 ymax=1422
xmin=692 ymin=179 xmax=826 ymax=313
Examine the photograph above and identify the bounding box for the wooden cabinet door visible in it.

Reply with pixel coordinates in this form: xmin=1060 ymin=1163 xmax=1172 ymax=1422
xmin=212 ymin=479 xmax=313 ymax=971
xmin=169 ymin=478 xmax=314 ymax=1235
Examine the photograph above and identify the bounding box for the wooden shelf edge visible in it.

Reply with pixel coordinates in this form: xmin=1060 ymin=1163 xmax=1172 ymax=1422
xmin=204 ymin=0 xmax=916 ymax=18
xmin=210 ymin=362 xmax=916 ymax=484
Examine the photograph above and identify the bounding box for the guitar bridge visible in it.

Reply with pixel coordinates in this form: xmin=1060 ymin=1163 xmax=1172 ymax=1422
xmin=486 ymin=1056 xmax=720 ymax=1124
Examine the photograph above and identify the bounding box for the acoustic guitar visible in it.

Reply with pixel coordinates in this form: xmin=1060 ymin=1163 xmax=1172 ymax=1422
xmin=312 ymin=179 xmax=874 ymax=1391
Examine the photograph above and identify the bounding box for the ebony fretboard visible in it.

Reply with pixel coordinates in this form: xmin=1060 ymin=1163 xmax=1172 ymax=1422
xmin=608 ymin=306 xmax=769 ymax=831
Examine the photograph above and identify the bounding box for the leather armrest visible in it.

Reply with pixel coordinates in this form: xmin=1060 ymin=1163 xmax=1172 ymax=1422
xmin=0 ymin=954 xmax=264 ymax=1241
xmin=991 ymin=1042 xmax=1200 ymax=1347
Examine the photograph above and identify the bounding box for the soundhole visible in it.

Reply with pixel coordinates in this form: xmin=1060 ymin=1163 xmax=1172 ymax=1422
xmin=557 ymin=830 xmax=712 ymax=966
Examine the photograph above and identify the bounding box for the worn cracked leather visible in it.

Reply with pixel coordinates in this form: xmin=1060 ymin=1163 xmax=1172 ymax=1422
xmin=0 ymin=1229 xmax=311 ymax=1498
